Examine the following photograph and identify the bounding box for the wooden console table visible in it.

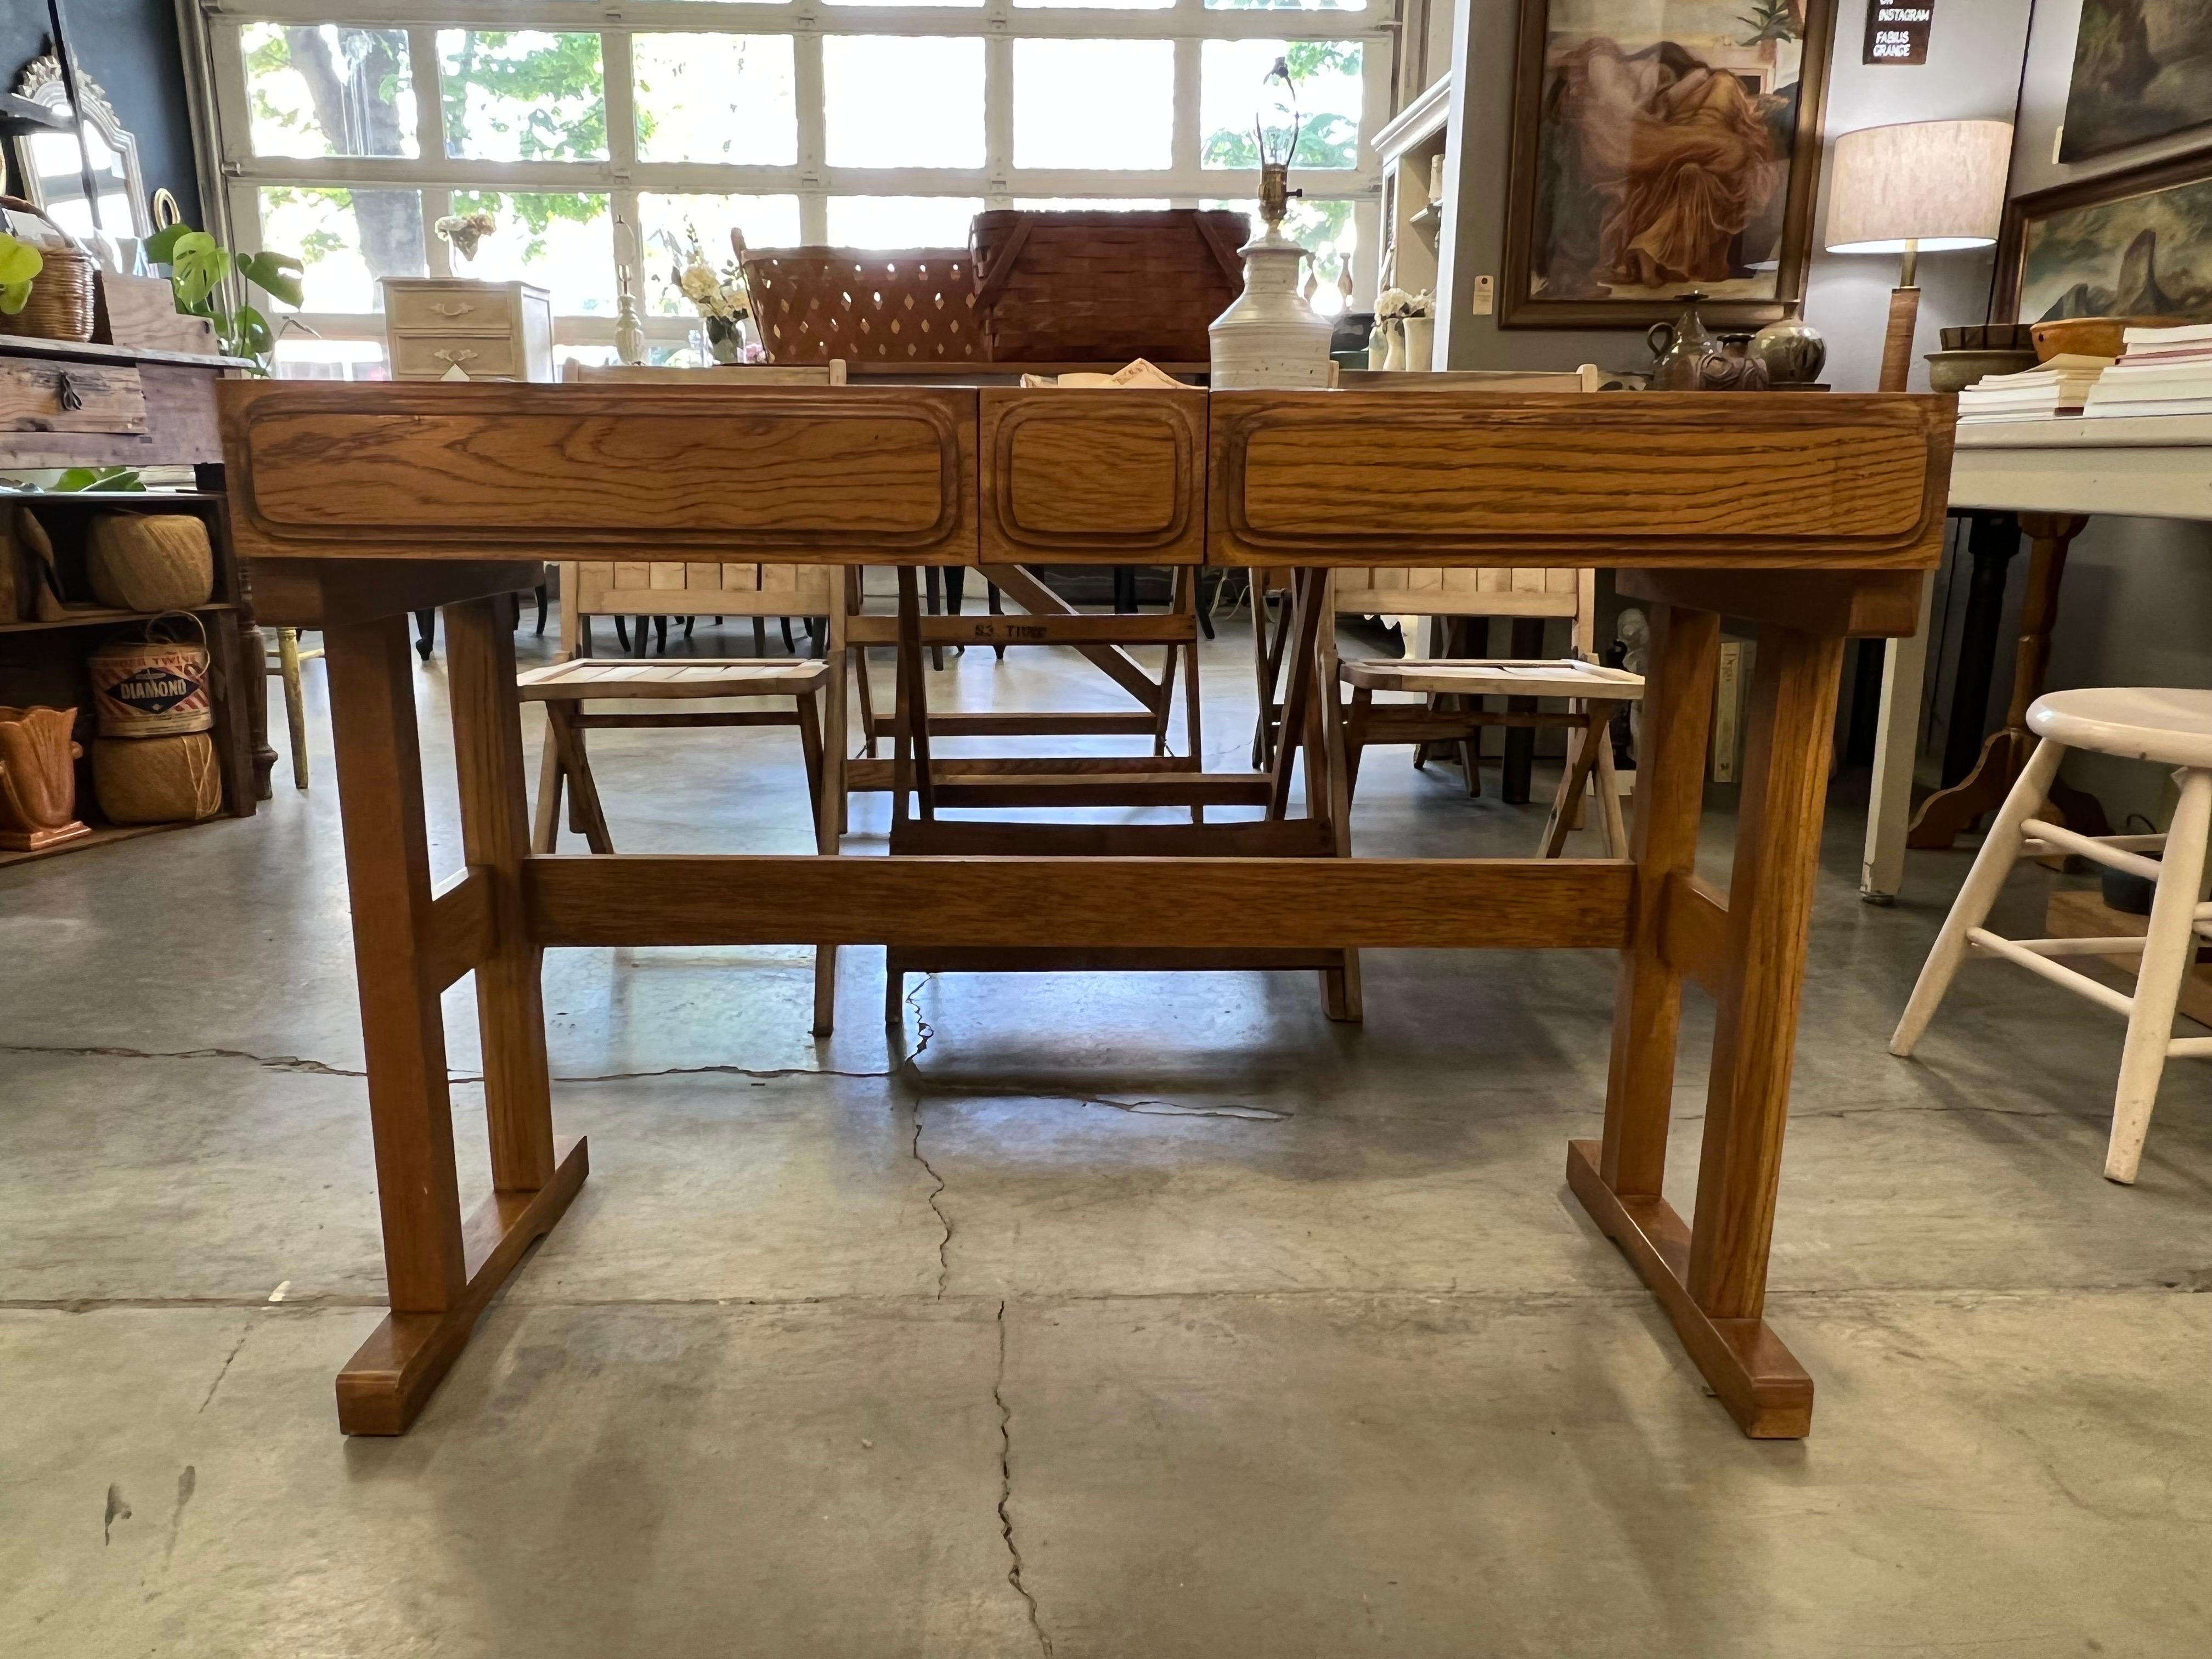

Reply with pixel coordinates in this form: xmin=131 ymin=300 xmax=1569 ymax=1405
xmin=1861 ymin=414 xmax=2207 ymax=900
xmin=221 ymin=382 xmax=1952 ymax=1441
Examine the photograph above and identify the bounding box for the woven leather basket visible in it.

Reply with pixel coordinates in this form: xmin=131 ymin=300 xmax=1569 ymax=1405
xmin=968 ymin=210 xmax=1249 ymax=364
xmin=0 ymin=194 xmax=97 ymax=343
xmin=742 ymin=248 xmax=985 ymax=365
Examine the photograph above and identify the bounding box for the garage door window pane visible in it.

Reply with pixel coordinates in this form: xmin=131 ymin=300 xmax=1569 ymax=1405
xmin=438 ymin=31 xmax=607 ymax=161
xmin=633 ymin=36 xmax=797 ymax=165
xmin=258 ymin=186 xmax=425 ymax=312
xmin=244 ymin=25 xmax=417 ymax=159
xmin=1201 ymin=40 xmax=1362 ymax=170
xmin=824 ymin=38 xmax=985 ymax=167
xmin=1013 ymin=40 xmax=1174 ymax=169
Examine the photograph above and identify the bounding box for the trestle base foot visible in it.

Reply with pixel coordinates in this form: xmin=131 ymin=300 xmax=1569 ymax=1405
xmin=1565 ymin=1138 xmax=1812 ymax=1440
xmin=336 ymin=1136 xmax=590 ymax=1435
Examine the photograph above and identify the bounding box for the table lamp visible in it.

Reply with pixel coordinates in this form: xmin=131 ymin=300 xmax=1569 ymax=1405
xmin=1824 ymin=119 xmax=2012 ymax=392
xmin=1209 ymin=57 xmax=1332 ymax=390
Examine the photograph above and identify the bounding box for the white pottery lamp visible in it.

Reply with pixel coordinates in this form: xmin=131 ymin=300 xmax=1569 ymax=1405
xmin=1209 ymin=58 xmax=1333 ymax=391
xmin=1825 ymin=119 xmax=2011 ymax=392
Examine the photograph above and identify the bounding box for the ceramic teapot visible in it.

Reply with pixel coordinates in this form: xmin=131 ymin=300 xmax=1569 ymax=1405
xmin=0 ymin=704 xmax=89 ymax=852
xmin=1646 ymin=294 xmax=1717 ymax=390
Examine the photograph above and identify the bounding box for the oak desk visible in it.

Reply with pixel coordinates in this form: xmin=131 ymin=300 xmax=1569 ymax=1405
xmin=1861 ymin=414 xmax=2212 ymax=901
xmin=220 ymin=382 xmax=1953 ymax=1440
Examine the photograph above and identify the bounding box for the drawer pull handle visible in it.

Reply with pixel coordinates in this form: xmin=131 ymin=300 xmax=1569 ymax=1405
xmin=434 ymin=348 xmax=479 ymax=365
xmin=430 ymin=302 xmax=476 ymax=317
xmin=54 ymin=371 xmax=82 ymax=413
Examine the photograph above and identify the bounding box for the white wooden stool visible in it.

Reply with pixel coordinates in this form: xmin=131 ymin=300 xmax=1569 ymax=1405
xmin=520 ymin=657 xmax=841 ymax=1033
xmin=1891 ymin=687 xmax=2212 ymax=1183
xmin=1337 ymin=657 xmax=1642 ymax=855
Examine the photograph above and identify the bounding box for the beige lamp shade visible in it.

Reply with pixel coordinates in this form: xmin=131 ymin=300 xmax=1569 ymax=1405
xmin=1825 ymin=119 xmax=2013 ymax=254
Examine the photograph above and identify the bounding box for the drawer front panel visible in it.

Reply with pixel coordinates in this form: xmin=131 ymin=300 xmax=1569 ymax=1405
xmin=223 ymin=381 xmax=979 ymax=565
xmin=392 ymin=334 xmax=524 ymax=380
xmin=0 ymin=359 xmax=147 ymax=436
xmin=980 ymin=387 xmax=1205 ymax=565
xmin=387 ymin=284 xmax=518 ymax=334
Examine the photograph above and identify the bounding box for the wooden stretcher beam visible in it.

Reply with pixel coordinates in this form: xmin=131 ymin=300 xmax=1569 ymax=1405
xmin=524 ymin=854 xmax=1634 ymax=951
xmin=847 ymin=614 xmax=1190 ymax=645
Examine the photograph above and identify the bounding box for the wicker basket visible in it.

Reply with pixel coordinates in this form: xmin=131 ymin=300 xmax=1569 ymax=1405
xmin=0 ymin=194 xmax=97 ymax=343
xmin=742 ymin=248 xmax=985 ymax=365
xmin=968 ymin=210 xmax=1249 ymax=365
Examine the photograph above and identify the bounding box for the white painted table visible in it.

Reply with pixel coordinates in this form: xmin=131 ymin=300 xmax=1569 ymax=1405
xmin=1863 ymin=414 xmax=2212 ymax=900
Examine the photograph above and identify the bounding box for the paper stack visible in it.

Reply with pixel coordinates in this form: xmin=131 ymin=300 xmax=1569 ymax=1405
xmin=1956 ymin=354 xmax=2113 ymax=422
xmin=2083 ymin=323 xmax=2212 ymax=417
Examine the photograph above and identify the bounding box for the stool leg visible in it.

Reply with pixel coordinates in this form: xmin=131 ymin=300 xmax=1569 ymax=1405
xmin=279 ymin=627 xmax=310 ymax=789
xmin=1890 ymin=737 xmax=2067 ymax=1056
xmin=2107 ymin=767 xmax=2212 ymax=1183
xmin=987 ymin=581 xmax=1006 ymax=661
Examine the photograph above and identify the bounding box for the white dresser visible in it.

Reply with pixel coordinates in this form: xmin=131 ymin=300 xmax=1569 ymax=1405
xmin=380 ymin=279 xmax=554 ymax=382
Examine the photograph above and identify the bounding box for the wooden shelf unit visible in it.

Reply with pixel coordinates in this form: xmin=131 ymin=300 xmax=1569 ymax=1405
xmin=1 ymin=337 xmax=268 ymax=859
xmin=1372 ymin=75 xmax=1452 ymax=364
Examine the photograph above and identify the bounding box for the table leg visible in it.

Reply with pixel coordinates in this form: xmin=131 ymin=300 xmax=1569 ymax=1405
xmin=447 ymin=599 xmax=556 ymax=1194
xmin=1594 ymin=605 xmax=1717 ymax=1198
xmin=1910 ymin=513 xmax=2104 ymax=848
xmin=1859 ymin=572 xmax=1934 ymax=904
xmin=1941 ymin=513 xmax=2021 ymax=787
xmin=1571 ymin=606 xmax=1838 ymax=1438
xmin=324 ymin=613 xmax=585 ymax=1435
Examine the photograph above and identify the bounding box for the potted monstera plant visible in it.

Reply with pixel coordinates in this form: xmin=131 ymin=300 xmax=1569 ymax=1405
xmin=143 ymin=222 xmax=303 ymax=375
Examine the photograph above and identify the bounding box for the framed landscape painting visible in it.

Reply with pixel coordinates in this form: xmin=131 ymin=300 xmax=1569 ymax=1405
xmin=2060 ymin=1 xmax=2212 ymax=163
xmin=1996 ymin=150 xmax=2212 ymax=324
xmin=1500 ymin=0 xmax=1836 ymax=329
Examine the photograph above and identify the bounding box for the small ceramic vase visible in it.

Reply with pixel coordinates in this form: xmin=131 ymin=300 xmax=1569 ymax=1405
xmin=1402 ymin=314 xmax=1435 ymax=371
xmin=1748 ymin=306 xmax=1827 ymax=386
xmin=1382 ymin=320 xmax=1407 ymax=371
xmin=0 ymin=704 xmax=89 ymax=851
xmin=1367 ymin=320 xmax=1389 ymax=370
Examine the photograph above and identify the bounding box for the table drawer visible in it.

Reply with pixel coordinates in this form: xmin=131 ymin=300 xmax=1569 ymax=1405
xmin=980 ymin=386 xmax=1206 ymax=565
xmin=0 ymin=357 xmax=147 ymax=436
xmin=392 ymin=334 xmax=524 ymax=380
xmin=387 ymin=283 xmax=518 ymax=334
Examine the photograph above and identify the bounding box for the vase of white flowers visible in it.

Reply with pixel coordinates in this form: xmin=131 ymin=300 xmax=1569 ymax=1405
xmin=1375 ymin=287 xmax=1435 ymax=372
xmin=668 ymin=225 xmax=754 ymax=363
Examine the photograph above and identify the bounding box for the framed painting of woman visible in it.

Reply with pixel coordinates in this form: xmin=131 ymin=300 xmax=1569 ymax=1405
xmin=1500 ymin=0 xmax=1838 ymax=330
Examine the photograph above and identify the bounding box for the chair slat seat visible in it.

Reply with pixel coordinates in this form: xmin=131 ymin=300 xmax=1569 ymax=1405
xmin=518 ymin=657 xmax=830 ymax=700
xmin=1338 ymin=657 xmax=1646 ymax=700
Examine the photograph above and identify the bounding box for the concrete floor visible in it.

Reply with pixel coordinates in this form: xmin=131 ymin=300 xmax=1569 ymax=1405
xmin=4 ymin=608 xmax=2211 ymax=1656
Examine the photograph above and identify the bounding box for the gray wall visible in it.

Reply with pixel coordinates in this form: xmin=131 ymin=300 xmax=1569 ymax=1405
xmin=2000 ymin=0 xmax=2212 ymax=825
xmin=1436 ymin=0 xmax=2029 ymax=382
xmin=0 ymin=0 xmax=202 ymax=225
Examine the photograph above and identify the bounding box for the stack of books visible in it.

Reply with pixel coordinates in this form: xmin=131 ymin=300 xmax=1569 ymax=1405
xmin=2084 ymin=323 xmax=2212 ymax=417
xmin=1956 ymin=355 xmax=2114 ymax=422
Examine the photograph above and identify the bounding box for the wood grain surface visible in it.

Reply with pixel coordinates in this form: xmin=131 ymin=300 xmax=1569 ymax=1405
xmin=0 ymin=359 xmax=145 ymax=433
xmin=1209 ymin=392 xmax=1955 ymax=568
xmin=221 ymin=381 xmax=977 ymax=564
xmin=525 ymin=854 xmax=1633 ymax=950
xmin=980 ymin=387 xmax=1206 ymax=564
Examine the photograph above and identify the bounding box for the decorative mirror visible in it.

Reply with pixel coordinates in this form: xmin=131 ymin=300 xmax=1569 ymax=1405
xmin=9 ymin=55 xmax=150 ymax=244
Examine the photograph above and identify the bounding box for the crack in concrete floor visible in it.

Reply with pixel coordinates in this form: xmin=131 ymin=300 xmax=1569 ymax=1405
xmin=994 ymin=1297 xmax=1053 ymax=1656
